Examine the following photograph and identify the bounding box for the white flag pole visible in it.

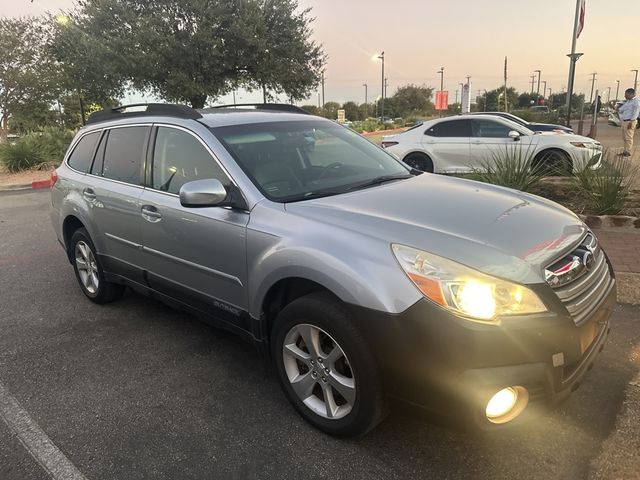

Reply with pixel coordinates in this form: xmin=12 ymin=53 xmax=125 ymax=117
xmin=565 ymin=0 xmax=584 ymax=127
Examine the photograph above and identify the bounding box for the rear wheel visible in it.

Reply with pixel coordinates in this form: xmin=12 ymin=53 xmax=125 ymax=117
xmin=70 ymin=228 xmax=125 ymax=304
xmin=272 ymin=293 xmax=386 ymax=437
xmin=403 ymin=152 xmax=434 ymax=173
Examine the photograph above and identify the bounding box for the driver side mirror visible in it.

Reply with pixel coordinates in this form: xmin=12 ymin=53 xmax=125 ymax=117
xmin=508 ymin=130 xmax=521 ymax=141
xmin=179 ymin=178 xmax=228 ymax=208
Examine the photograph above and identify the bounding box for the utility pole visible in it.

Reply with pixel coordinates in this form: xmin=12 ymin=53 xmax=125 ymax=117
xmin=565 ymin=0 xmax=584 ymax=126
xmin=321 ymin=71 xmax=325 ymax=110
xmin=362 ymin=83 xmax=368 ymax=117
xmin=534 ymin=69 xmax=541 ymax=97
xmin=530 ymin=75 xmax=536 ymax=94
xmin=542 ymin=80 xmax=547 ymax=98
xmin=384 ymin=78 xmax=388 ymax=100
xmin=589 ymin=72 xmax=597 ymax=104
xmin=377 ymin=52 xmax=385 ymax=120
xmin=615 ymin=80 xmax=620 ymax=102
xmin=632 ymin=69 xmax=639 ymax=91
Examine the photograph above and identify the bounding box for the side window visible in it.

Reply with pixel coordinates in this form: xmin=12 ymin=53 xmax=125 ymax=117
xmin=424 ymin=119 xmax=471 ymax=137
xmin=472 ymin=120 xmax=513 ymax=138
xmin=66 ymin=131 xmax=100 ymax=173
xmin=101 ymin=126 xmax=149 ymax=184
xmin=152 ymin=127 xmax=229 ymax=194
xmin=90 ymin=131 xmax=107 ymax=176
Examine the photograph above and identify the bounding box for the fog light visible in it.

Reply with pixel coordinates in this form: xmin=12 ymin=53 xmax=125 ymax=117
xmin=485 ymin=386 xmax=529 ymax=424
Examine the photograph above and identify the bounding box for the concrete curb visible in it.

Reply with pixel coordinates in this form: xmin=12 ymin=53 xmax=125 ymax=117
xmin=581 ymin=214 xmax=640 ymax=231
xmin=0 ymin=180 xmax=52 ymax=192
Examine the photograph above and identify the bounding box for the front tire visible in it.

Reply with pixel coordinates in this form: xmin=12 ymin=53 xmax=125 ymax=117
xmin=272 ymin=293 xmax=386 ymax=437
xmin=403 ymin=152 xmax=434 ymax=173
xmin=534 ymin=149 xmax=572 ymax=176
xmin=70 ymin=228 xmax=125 ymax=304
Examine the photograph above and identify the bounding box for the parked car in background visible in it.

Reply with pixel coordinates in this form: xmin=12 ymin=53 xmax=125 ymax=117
xmin=467 ymin=112 xmax=573 ymax=134
xmin=530 ymin=105 xmax=550 ymax=114
xmin=382 ymin=115 xmax=601 ymax=173
xmin=51 ymin=103 xmax=614 ymax=437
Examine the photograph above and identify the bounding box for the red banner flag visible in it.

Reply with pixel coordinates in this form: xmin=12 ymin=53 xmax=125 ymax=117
xmin=435 ymin=91 xmax=449 ymax=111
xmin=577 ymin=0 xmax=586 ymax=38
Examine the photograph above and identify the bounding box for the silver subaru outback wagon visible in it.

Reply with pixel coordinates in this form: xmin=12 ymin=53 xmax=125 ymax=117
xmin=51 ymin=103 xmax=616 ymax=437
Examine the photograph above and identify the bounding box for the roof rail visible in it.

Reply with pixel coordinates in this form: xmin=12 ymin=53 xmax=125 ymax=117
xmin=86 ymin=103 xmax=203 ymax=125
xmin=207 ymin=103 xmax=310 ymax=115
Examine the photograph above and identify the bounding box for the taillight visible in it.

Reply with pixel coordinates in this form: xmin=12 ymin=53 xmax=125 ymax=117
xmin=50 ymin=169 xmax=58 ymax=186
xmin=381 ymin=141 xmax=399 ymax=148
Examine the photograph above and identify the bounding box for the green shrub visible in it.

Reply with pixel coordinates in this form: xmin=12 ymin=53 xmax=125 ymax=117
xmin=572 ymin=151 xmax=639 ymax=215
xmin=0 ymin=127 xmax=74 ymax=173
xmin=470 ymin=144 xmax=544 ymax=193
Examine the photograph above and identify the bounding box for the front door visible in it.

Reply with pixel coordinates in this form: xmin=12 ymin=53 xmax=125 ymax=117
xmin=470 ymin=119 xmax=534 ymax=168
xmin=138 ymin=125 xmax=249 ymax=323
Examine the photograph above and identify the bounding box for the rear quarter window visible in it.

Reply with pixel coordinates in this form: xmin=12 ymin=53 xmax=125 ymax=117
xmin=66 ymin=131 xmax=100 ymax=173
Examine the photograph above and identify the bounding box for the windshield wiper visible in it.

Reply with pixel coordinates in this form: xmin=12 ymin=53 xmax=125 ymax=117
xmin=343 ymin=174 xmax=413 ymax=192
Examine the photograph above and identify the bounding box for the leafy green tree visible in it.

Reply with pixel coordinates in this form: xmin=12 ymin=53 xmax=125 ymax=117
xmin=55 ymin=0 xmax=325 ymax=108
xmin=389 ymin=84 xmax=434 ymax=118
xmin=358 ymin=103 xmax=371 ymax=119
xmin=322 ymin=102 xmax=340 ymax=119
xmin=300 ymin=105 xmax=320 ymax=115
xmin=8 ymin=100 xmax=59 ymax=134
xmin=483 ymin=87 xmax=518 ymax=112
xmin=342 ymin=101 xmax=360 ymax=121
xmin=0 ymin=17 xmax=57 ymax=141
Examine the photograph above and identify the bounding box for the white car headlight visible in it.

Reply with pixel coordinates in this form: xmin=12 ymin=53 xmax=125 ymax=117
xmin=392 ymin=244 xmax=547 ymax=322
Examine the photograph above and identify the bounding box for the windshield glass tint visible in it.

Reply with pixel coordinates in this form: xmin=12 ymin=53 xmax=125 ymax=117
xmin=211 ymin=120 xmax=409 ymax=201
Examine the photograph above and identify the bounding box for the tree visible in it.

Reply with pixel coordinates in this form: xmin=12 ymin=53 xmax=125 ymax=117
xmin=322 ymin=102 xmax=340 ymax=119
xmin=300 ymin=105 xmax=320 ymax=115
xmin=389 ymin=84 xmax=434 ymax=118
xmin=483 ymin=87 xmax=518 ymax=112
xmin=58 ymin=0 xmax=325 ymax=108
xmin=342 ymin=101 xmax=359 ymax=121
xmin=0 ymin=17 xmax=56 ymax=141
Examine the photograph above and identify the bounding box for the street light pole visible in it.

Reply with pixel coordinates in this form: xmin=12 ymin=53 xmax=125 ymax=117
xmin=437 ymin=67 xmax=444 ymax=117
xmin=378 ymin=52 xmax=385 ymax=120
xmin=615 ymin=80 xmax=620 ymax=102
xmin=534 ymin=69 xmax=541 ymax=97
xmin=362 ymin=83 xmax=368 ymax=117
xmin=589 ymin=72 xmax=597 ymax=104
xmin=530 ymin=75 xmax=535 ymax=94
xmin=542 ymin=80 xmax=547 ymax=98
xmin=564 ymin=0 xmax=585 ymax=127
xmin=632 ymin=69 xmax=639 ymax=91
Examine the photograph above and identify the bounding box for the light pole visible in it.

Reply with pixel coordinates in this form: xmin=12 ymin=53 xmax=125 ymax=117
xmin=615 ymin=80 xmax=620 ymax=102
xmin=458 ymin=82 xmax=464 ymax=110
xmin=534 ymin=69 xmax=542 ymax=97
xmin=530 ymin=75 xmax=535 ymax=94
xmin=548 ymin=88 xmax=553 ymax=108
xmin=589 ymin=72 xmax=597 ymax=104
xmin=437 ymin=67 xmax=444 ymax=116
xmin=632 ymin=69 xmax=639 ymax=91
xmin=542 ymin=80 xmax=547 ymax=98
xmin=377 ymin=52 xmax=385 ymax=120
xmin=362 ymin=83 xmax=368 ymax=117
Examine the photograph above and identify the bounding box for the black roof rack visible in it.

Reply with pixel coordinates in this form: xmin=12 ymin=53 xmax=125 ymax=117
xmin=207 ymin=103 xmax=310 ymax=115
xmin=86 ymin=103 xmax=203 ymax=125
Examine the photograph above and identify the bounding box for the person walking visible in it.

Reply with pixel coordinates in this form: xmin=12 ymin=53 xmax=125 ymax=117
xmin=616 ymin=88 xmax=640 ymax=156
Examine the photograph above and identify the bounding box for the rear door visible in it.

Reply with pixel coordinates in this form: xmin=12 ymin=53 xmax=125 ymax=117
xmin=420 ymin=119 xmax=471 ymax=172
xmin=138 ymin=125 xmax=250 ymax=321
xmin=86 ymin=125 xmax=150 ymax=283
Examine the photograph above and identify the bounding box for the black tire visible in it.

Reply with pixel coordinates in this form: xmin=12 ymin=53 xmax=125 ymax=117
xmin=403 ymin=152 xmax=434 ymax=173
xmin=271 ymin=292 xmax=387 ymax=437
xmin=533 ymin=149 xmax=572 ymax=176
xmin=70 ymin=227 xmax=125 ymax=304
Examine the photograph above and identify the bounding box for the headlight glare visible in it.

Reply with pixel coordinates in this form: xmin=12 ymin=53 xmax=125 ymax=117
xmin=392 ymin=244 xmax=546 ymax=321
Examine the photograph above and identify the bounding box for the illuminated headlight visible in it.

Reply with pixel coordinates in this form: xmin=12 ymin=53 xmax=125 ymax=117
xmin=392 ymin=244 xmax=547 ymax=322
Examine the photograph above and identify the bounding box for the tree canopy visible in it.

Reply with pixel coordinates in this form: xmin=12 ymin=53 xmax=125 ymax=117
xmin=49 ymin=0 xmax=326 ymax=108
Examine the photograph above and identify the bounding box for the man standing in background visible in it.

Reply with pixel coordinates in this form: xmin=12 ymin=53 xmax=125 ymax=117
xmin=616 ymin=88 xmax=640 ymax=156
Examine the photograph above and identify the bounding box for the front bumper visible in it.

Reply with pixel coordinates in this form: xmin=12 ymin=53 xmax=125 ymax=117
xmin=348 ymin=279 xmax=616 ymax=426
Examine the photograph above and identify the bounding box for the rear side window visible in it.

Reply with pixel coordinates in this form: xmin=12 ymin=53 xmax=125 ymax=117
xmin=100 ymin=126 xmax=149 ymax=184
xmin=424 ymin=119 xmax=471 ymax=137
xmin=67 ymin=131 xmax=100 ymax=173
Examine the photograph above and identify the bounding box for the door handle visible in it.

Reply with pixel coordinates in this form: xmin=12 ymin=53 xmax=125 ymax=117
xmin=82 ymin=188 xmax=96 ymax=200
xmin=141 ymin=205 xmax=162 ymax=223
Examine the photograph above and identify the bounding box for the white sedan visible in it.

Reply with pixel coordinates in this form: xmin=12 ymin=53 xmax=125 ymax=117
xmin=381 ymin=114 xmax=602 ymax=173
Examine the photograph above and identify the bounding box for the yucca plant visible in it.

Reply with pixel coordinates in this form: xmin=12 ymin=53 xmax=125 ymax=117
xmin=0 ymin=135 xmax=53 ymax=172
xmin=470 ymin=143 xmax=544 ymax=193
xmin=573 ymin=149 xmax=639 ymax=215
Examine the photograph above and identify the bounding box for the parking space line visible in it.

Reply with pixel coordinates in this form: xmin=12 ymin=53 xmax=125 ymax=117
xmin=0 ymin=381 xmax=88 ymax=480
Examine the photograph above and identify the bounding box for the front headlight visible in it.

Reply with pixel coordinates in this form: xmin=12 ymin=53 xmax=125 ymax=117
xmin=392 ymin=244 xmax=547 ymax=322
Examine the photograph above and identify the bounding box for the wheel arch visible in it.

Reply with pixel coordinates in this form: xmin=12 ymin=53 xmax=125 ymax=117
xmin=402 ymin=150 xmax=435 ymax=172
xmin=62 ymin=215 xmax=86 ymax=263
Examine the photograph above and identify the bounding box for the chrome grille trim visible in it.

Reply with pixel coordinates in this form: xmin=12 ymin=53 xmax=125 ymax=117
xmin=546 ymin=232 xmax=614 ymax=325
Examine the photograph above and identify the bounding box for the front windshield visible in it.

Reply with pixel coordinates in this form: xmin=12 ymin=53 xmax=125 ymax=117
xmin=211 ymin=120 xmax=411 ymax=202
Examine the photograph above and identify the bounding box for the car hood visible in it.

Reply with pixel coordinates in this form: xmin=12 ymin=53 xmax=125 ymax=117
xmin=285 ymin=174 xmax=587 ymax=284
xmin=529 ymin=122 xmax=572 ymax=131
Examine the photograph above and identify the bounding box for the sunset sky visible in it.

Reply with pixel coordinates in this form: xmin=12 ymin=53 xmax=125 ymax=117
xmin=3 ymin=0 xmax=639 ymax=105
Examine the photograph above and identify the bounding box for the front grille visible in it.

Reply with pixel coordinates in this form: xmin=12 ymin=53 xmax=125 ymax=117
xmin=545 ymin=232 xmax=614 ymax=325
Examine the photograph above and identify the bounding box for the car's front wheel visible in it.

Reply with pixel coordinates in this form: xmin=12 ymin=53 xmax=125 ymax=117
xmin=403 ymin=152 xmax=434 ymax=173
xmin=272 ymin=293 xmax=386 ymax=437
xmin=70 ymin=228 xmax=125 ymax=304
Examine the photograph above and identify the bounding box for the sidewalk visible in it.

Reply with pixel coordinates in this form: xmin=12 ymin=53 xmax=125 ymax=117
xmin=597 ymin=230 xmax=640 ymax=274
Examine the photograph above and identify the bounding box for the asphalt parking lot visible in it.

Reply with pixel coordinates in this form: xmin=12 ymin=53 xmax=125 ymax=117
xmin=1 ymin=189 xmax=639 ymax=480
